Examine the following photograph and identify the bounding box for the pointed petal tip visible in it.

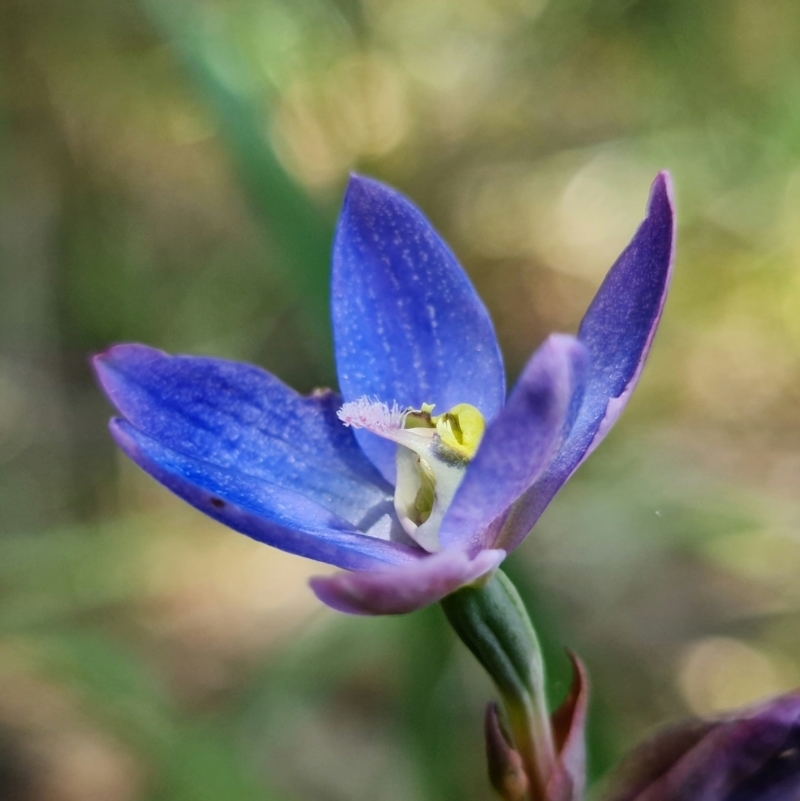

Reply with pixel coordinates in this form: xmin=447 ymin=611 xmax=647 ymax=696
xmin=341 ymin=174 xmax=428 ymax=228
xmin=543 ymin=333 xmax=589 ymax=366
xmin=92 ymin=346 xmax=125 ymax=397
xmin=346 ymin=171 xmax=370 ymax=186
xmin=91 ymin=350 xmax=110 ymax=384
xmin=648 ymin=170 xmax=676 ymax=221
xmin=343 ymin=171 xmax=365 ymax=197
xmin=91 ymin=343 xmax=129 ymax=373
xmin=528 ymin=333 xmax=589 ymax=393
xmin=93 ymin=342 xmax=163 ymax=370
xmin=342 ymin=172 xmax=386 ymax=206
xmin=654 ymin=168 xmax=672 ymax=189
xmin=338 ymin=173 xmax=394 ymax=249
xmin=539 ymin=333 xmax=590 ymax=398
xmin=92 ymin=343 xmax=165 ymax=402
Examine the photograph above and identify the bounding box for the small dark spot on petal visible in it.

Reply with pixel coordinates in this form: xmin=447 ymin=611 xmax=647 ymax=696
xmin=210 ymin=497 xmax=225 ymax=509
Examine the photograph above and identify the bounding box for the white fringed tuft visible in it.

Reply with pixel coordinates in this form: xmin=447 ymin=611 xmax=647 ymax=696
xmin=337 ymin=396 xmax=410 ymax=434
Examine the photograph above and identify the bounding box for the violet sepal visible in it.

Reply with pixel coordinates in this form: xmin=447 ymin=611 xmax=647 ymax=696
xmin=497 ymin=172 xmax=675 ymax=552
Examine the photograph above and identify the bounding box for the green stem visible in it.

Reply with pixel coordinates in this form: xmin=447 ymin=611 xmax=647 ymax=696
xmin=441 ymin=569 xmax=555 ymax=798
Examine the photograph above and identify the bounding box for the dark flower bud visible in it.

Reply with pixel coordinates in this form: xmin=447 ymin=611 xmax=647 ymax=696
xmin=601 ymin=690 xmax=800 ymax=801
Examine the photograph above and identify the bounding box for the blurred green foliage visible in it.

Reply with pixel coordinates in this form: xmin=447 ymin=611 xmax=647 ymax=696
xmin=5 ymin=0 xmax=800 ymax=798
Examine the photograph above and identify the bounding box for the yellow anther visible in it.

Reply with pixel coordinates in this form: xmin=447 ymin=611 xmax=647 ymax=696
xmin=433 ymin=403 xmax=486 ymax=460
xmin=338 ymin=395 xmax=486 ymax=551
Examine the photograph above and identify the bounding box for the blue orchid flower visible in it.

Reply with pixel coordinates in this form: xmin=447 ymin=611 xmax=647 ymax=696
xmin=94 ymin=172 xmax=675 ymax=615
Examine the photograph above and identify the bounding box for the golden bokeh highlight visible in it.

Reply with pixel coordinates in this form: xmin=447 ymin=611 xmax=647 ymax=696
xmin=678 ymin=637 xmax=798 ymax=716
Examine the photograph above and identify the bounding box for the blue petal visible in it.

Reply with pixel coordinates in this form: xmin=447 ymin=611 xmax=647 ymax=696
xmin=332 ymin=175 xmax=506 ymax=480
xmin=438 ymin=335 xmax=587 ymax=553
xmin=111 ymin=419 xmax=422 ymax=570
xmin=498 ymin=172 xmax=675 ymax=552
xmin=94 ymin=344 xmax=392 ymax=529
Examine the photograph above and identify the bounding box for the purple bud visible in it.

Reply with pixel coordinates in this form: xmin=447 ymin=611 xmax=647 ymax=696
xmin=602 ymin=690 xmax=800 ymax=801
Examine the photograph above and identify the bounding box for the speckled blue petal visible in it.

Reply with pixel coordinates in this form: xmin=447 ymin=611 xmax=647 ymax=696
xmin=438 ymin=335 xmax=587 ymax=554
xmin=310 ymin=547 xmax=505 ymax=615
xmin=496 ymin=172 xmax=675 ymax=552
xmin=111 ymin=419 xmax=422 ymax=570
xmin=332 ymin=175 xmax=505 ymax=481
xmin=94 ymin=344 xmax=392 ymax=529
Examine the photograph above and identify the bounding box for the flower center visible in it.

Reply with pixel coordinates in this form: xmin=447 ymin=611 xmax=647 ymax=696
xmin=338 ymin=397 xmax=486 ymax=552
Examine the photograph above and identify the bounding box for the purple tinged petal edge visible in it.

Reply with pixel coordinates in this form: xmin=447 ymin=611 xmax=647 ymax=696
xmin=439 ymin=334 xmax=587 ymax=553
xmin=579 ymin=171 xmax=676 ymax=460
xmin=496 ymin=171 xmax=675 ymax=552
xmin=309 ymin=547 xmax=506 ymax=615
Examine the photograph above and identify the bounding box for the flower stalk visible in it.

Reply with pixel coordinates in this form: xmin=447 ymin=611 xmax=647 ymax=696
xmin=441 ymin=569 xmax=557 ymax=799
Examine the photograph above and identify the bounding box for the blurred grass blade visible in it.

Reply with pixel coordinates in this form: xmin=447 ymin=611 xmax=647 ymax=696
xmin=139 ymin=0 xmax=336 ymax=376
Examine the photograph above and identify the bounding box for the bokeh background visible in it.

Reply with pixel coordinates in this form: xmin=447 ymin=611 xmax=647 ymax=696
xmin=3 ymin=0 xmax=800 ymax=798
